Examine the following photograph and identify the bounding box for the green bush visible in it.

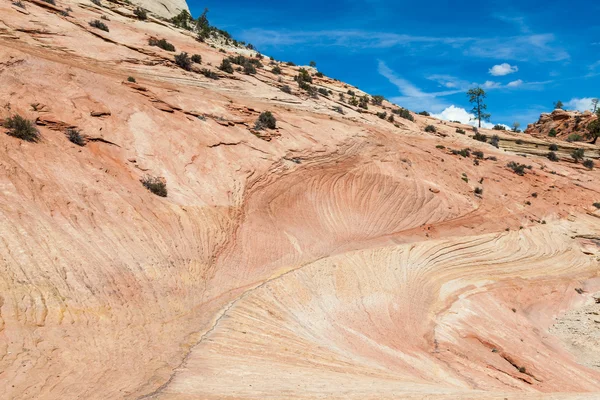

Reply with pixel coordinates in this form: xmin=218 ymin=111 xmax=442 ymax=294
xmin=567 ymin=133 xmax=582 ymax=142
xmin=472 ymin=150 xmax=484 ymax=159
xmin=474 ymin=187 xmax=483 ymax=195
xmin=456 ymin=128 xmax=466 ymax=134
xmin=376 ymin=111 xmax=387 ymax=119
xmin=127 ymin=76 xmax=136 ymax=83
xmin=583 ymin=159 xmax=594 ymax=170
xmin=295 ymin=68 xmax=312 ymax=84
xmin=174 ymin=52 xmax=192 ymax=71
xmin=309 ymin=61 xmax=317 ymax=67
xmin=424 ymin=125 xmax=436 ymax=133
xmin=255 ymin=111 xmax=276 ymax=130
xmin=548 ymin=128 xmax=557 ymax=137
xmin=347 ymin=90 xmax=356 ymax=96
xmin=200 ymin=69 xmax=219 ymax=80
xmin=3 ymin=115 xmax=40 ymax=142
xmin=141 ymin=175 xmax=167 ymax=197
xmin=571 ymin=148 xmax=585 ymax=162
xmin=317 ymin=88 xmax=329 ymax=97
xmin=358 ymin=95 xmax=369 ymax=109
xmin=133 ymin=7 xmax=147 ymax=20
xmin=418 ymin=111 xmax=430 ymax=116
xmin=219 ymin=59 xmax=234 ymax=74
xmin=392 ymin=108 xmax=414 ymax=122
xmin=272 ymin=66 xmax=282 ymax=74
xmin=549 ymin=143 xmax=558 ymax=151
xmin=371 ymin=95 xmax=385 ymax=106
xmin=547 ymin=151 xmax=559 ymax=161
xmin=149 ymin=38 xmax=175 ymax=52
xmin=593 ymin=202 xmax=600 ymax=209
xmin=492 ymin=124 xmax=506 ymax=130
xmin=451 ymin=148 xmax=470 ymax=158
xmin=473 ymin=132 xmax=487 ymax=142
xmin=67 ymin=128 xmax=85 ymax=146
xmin=191 ymin=54 xmax=202 ymax=64
xmin=170 ymin=10 xmax=193 ymax=30
xmin=243 ymin=63 xmax=257 ymax=75
xmin=507 ymin=161 xmax=529 ymax=176
xmin=89 ymin=20 xmax=109 ymax=32
xmin=315 ymin=72 xmax=324 ymax=78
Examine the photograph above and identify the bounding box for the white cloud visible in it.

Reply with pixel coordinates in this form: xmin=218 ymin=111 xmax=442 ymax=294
xmin=507 ymin=79 xmax=523 ymax=87
xmin=431 ymin=105 xmax=496 ymax=129
xmin=489 ymin=63 xmax=519 ymax=76
xmin=565 ymin=98 xmax=595 ymax=112
xmin=483 ymin=80 xmax=502 ymax=89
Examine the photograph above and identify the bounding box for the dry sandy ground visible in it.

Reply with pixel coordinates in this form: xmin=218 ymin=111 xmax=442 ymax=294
xmin=0 ymin=1 xmax=600 ymax=399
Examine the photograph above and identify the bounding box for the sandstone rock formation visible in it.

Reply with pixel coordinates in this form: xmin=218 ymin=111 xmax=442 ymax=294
xmin=525 ymin=109 xmax=597 ymax=142
xmin=135 ymin=0 xmax=188 ymax=19
xmin=1 ymin=1 xmax=600 ymax=399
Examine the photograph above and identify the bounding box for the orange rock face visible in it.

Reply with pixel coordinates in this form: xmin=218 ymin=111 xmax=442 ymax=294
xmin=1 ymin=2 xmax=600 ymax=400
xmin=525 ymin=109 xmax=597 ymax=141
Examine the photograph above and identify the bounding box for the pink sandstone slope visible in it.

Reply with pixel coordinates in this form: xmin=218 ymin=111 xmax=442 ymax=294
xmin=0 ymin=1 xmax=600 ymax=399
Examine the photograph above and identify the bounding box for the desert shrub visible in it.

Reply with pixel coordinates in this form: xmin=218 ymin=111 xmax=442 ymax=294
xmin=489 ymin=135 xmax=500 ymax=148
xmin=358 ymin=96 xmax=369 ymax=109
xmin=309 ymin=61 xmax=316 ymax=67
xmin=392 ymin=108 xmax=414 ymax=122
xmin=583 ymin=159 xmax=594 ymax=170
xmin=507 ymin=161 xmax=529 ymax=175
xmin=451 ymin=148 xmax=471 ymax=158
xmin=472 ymin=150 xmax=484 ymax=159
xmin=515 ymin=139 xmax=523 ymax=145
xmin=376 ymin=111 xmax=387 ymax=119
xmin=474 ymin=187 xmax=483 ymax=195
xmin=593 ymin=202 xmax=600 ymax=209
xmin=89 ymin=20 xmax=109 ymax=32
xmin=200 ymin=69 xmax=219 ymax=80
xmin=424 ymin=125 xmax=436 ymax=133
xmin=219 ymin=59 xmax=234 ymax=74
xmin=493 ymin=124 xmax=506 ymax=130
xmin=67 ymin=128 xmax=85 ymax=146
xmin=473 ymin=132 xmax=487 ymax=142
xmin=12 ymin=1 xmax=26 ymax=8
xmin=347 ymin=90 xmax=356 ymax=96
xmin=243 ymin=63 xmax=257 ymax=75
xmin=174 ymin=52 xmax=192 ymax=71
xmin=141 ymin=176 xmax=167 ymax=197
xmin=149 ymin=38 xmax=175 ymax=52
xmin=133 ymin=7 xmax=147 ymax=20
xmin=549 ymin=143 xmax=558 ymax=151
xmin=317 ymin=87 xmax=329 ymax=96
xmin=388 ymin=114 xmax=395 ymax=123
xmin=286 ymin=61 xmax=296 ymax=66
xmin=271 ymin=66 xmax=282 ymax=75
xmin=295 ymin=68 xmax=312 ymax=84
xmin=371 ymin=95 xmax=385 ymax=106
xmin=455 ymin=128 xmax=465 ymax=134
xmin=571 ymin=148 xmax=585 ymax=162
xmin=191 ymin=54 xmax=202 ymax=64
xmin=315 ymin=72 xmax=324 ymax=78
xmin=127 ymin=76 xmax=136 ymax=82
xmin=418 ymin=111 xmax=430 ymax=116
xmin=3 ymin=115 xmax=40 ymax=142
xmin=567 ymin=133 xmax=582 ymax=142
xmin=280 ymin=85 xmax=292 ymax=94
xmin=548 ymin=128 xmax=557 ymax=137
xmin=255 ymin=111 xmax=276 ymax=130
xmin=547 ymin=151 xmax=559 ymax=161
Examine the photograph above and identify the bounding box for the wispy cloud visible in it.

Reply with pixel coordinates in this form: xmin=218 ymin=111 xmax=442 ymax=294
xmin=493 ymin=14 xmax=531 ymax=34
xmin=240 ymin=29 xmax=568 ymax=62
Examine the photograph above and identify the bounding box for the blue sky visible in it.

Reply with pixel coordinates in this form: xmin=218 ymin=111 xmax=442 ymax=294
xmin=189 ymin=0 xmax=600 ymax=127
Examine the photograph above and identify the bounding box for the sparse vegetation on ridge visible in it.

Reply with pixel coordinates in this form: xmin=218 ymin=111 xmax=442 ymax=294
xmin=3 ymin=115 xmax=40 ymax=142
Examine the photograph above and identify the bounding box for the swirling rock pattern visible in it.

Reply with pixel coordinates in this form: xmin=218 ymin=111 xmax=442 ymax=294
xmin=0 ymin=2 xmax=599 ymax=399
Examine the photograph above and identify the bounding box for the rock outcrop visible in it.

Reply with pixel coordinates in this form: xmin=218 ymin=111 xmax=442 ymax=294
xmin=525 ymin=109 xmax=597 ymax=141
xmin=135 ymin=0 xmax=189 ymax=19
xmin=1 ymin=1 xmax=600 ymax=400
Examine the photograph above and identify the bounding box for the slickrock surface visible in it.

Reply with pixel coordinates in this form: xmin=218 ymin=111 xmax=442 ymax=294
xmin=1 ymin=1 xmax=600 ymax=399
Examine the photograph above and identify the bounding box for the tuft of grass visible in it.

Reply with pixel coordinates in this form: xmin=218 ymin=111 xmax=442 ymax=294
xmin=3 ymin=115 xmax=40 ymax=142
xmin=67 ymin=128 xmax=85 ymax=146
xmin=141 ymin=175 xmax=167 ymax=197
